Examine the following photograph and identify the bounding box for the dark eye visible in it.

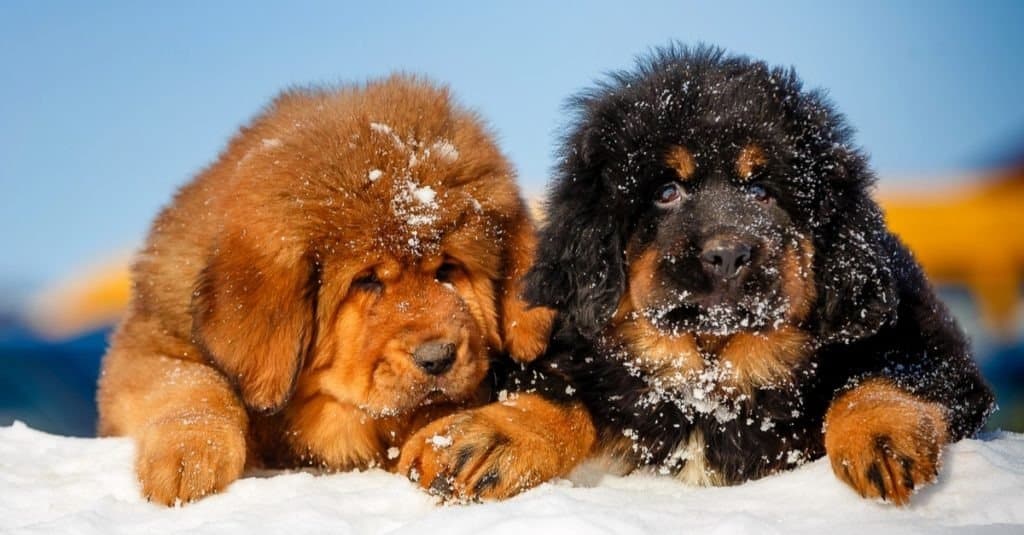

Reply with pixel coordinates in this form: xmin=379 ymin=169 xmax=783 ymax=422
xmin=352 ymin=271 xmax=382 ymax=292
xmin=435 ymin=261 xmax=461 ymax=283
xmin=748 ymin=184 xmax=771 ymax=203
xmin=655 ymin=182 xmax=684 ymax=207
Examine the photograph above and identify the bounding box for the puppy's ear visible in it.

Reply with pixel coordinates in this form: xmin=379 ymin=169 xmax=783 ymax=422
xmin=191 ymin=230 xmax=318 ymax=414
xmin=498 ymin=203 xmax=556 ymax=363
xmin=812 ymin=148 xmax=899 ymax=345
xmin=523 ymin=127 xmax=626 ymax=338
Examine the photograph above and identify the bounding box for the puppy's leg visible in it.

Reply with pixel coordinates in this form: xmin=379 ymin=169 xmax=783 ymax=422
xmin=397 ymin=394 xmax=595 ymax=501
xmin=824 ymin=379 xmax=949 ymax=505
xmin=499 ymin=204 xmax=556 ymax=363
xmin=98 ymin=331 xmax=248 ymax=506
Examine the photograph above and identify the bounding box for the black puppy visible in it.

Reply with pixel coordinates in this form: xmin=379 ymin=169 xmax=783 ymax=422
xmin=399 ymin=44 xmax=994 ymax=505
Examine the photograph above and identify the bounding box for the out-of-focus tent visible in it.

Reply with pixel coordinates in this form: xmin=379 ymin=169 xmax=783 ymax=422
xmin=881 ymin=163 xmax=1024 ymax=337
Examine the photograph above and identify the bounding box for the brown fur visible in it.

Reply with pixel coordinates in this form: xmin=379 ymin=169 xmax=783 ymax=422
xmin=97 ymin=75 xmax=553 ymax=505
xmin=665 ymin=145 xmax=697 ymax=181
xmin=824 ymin=379 xmax=949 ymax=505
xmin=611 ymin=248 xmax=703 ymax=379
xmin=397 ymin=393 xmax=596 ymax=501
xmin=605 ymin=237 xmax=816 ymax=397
xmin=736 ymin=144 xmax=767 ymax=179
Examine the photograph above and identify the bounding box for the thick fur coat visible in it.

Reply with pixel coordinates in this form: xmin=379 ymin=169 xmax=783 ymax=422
xmin=97 ymin=76 xmax=552 ymax=505
xmin=401 ymin=46 xmax=994 ymax=505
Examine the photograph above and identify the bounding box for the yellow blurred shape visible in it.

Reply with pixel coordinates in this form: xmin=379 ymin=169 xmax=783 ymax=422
xmin=880 ymin=165 xmax=1024 ymax=337
xmin=27 ymin=254 xmax=133 ymax=340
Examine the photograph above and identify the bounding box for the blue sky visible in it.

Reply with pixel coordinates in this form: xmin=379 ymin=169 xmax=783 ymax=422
xmin=1 ymin=1 xmax=1022 ymax=292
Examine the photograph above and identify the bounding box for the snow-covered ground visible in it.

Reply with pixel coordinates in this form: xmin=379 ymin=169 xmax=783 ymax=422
xmin=2 ymin=422 xmax=1023 ymax=535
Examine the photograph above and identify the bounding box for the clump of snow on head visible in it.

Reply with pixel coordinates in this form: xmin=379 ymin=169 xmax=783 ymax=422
xmin=429 ymin=139 xmax=459 ymax=162
xmin=368 ymin=120 xmax=460 ymax=169
xmin=409 ymin=182 xmax=436 ymax=205
xmin=237 ymin=137 xmax=284 ymax=166
xmin=392 ymin=180 xmax=440 ymax=228
xmin=369 ymin=122 xmax=406 ymax=150
xmin=366 ymin=121 xmax=468 ymax=254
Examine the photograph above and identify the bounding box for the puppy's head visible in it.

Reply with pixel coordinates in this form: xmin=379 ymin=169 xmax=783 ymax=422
xmin=191 ymin=76 xmax=549 ymax=417
xmin=526 ymin=44 xmax=898 ymax=343
xmin=626 ymin=141 xmax=816 ymax=336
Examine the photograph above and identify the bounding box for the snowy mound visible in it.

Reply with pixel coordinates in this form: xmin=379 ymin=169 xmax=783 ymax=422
xmin=2 ymin=422 xmax=1022 ymax=534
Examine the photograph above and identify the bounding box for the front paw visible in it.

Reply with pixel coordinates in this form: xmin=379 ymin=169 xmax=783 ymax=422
xmin=825 ymin=380 xmax=949 ymax=505
xmin=397 ymin=395 xmax=595 ymax=502
xmin=135 ymin=413 xmax=247 ymax=506
xmin=504 ymin=306 xmax=556 ymax=363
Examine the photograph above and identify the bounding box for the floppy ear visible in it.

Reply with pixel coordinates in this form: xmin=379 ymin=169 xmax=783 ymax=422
xmin=812 ymin=148 xmax=899 ymax=345
xmin=191 ymin=230 xmax=318 ymax=414
xmin=498 ymin=203 xmax=556 ymax=363
xmin=523 ymin=127 xmax=626 ymax=339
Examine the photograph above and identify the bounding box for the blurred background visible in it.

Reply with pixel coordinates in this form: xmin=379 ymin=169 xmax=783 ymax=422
xmin=1 ymin=1 xmax=1022 ymax=436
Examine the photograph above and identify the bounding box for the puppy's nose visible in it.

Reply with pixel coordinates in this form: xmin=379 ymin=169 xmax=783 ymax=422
xmin=412 ymin=341 xmax=456 ymax=376
xmin=700 ymin=238 xmax=752 ymax=279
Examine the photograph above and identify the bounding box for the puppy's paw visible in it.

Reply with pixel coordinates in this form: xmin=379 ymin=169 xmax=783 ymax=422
xmin=397 ymin=394 xmax=594 ymax=502
xmin=503 ymin=306 xmax=556 ymax=363
xmin=135 ymin=413 xmax=247 ymax=506
xmin=825 ymin=380 xmax=949 ymax=505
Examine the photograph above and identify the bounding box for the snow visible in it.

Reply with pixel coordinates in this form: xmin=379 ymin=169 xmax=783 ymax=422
xmin=408 ymin=183 xmax=437 ymax=206
xmin=427 ymin=434 xmax=454 ymax=449
xmin=2 ymin=421 xmax=1023 ymax=534
xmin=369 ymin=122 xmax=405 ymax=150
xmin=429 ymin=140 xmax=459 ymax=162
xmin=392 ymin=180 xmax=441 ymax=228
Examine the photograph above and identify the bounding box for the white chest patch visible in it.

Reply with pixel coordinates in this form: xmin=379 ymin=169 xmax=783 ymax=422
xmin=670 ymin=430 xmax=718 ymax=486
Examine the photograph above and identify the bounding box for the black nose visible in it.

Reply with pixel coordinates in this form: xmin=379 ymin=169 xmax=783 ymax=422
xmin=700 ymin=238 xmax=752 ymax=279
xmin=412 ymin=341 xmax=456 ymax=376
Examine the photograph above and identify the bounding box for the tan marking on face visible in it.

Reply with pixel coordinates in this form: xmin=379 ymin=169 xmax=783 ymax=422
xmin=608 ymin=247 xmax=704 ymax=378
xmin=714 ymin=238 xmax=815 ymax=393
xmin=665 ymin=145 xmax=697 ymax=181
xmin=736 ymin=144 xmax=767 ymax=180
xmin=781 ymin=237 xmax=817 ymax=323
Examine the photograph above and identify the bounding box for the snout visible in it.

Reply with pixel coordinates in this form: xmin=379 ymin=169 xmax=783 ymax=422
xmin=412 ymin=341 xmax=456 ymax=376
xmin=700 ymin=235 xmax=754 ymax=280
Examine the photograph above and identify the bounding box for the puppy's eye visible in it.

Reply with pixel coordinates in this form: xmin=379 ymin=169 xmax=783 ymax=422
xmin=435 ymin=261 xmax=461 ymax=283
xmin=748 ymin=184 xmax=772 ymax=203
xmin=352 ymin=272 xmax=382 ymax=292
xmin=655 ymin=182 xmax=684 ymax=207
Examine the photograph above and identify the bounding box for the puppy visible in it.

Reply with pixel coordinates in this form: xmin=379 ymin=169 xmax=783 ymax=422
xmin=97 ymin=75 xmax=553 ymax=505
xmin=399 ymin=45 xmax=995 ymax=505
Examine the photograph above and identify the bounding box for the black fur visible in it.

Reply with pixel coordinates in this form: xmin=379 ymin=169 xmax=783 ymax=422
xmin=513 ymin=44 xmax=995 ymax=484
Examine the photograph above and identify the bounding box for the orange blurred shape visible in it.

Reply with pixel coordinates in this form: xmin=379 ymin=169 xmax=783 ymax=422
xmin=27 ymin=253 xmax=133 ymax=340
xmin=880 ymin=164 xmax=1024 ymax=337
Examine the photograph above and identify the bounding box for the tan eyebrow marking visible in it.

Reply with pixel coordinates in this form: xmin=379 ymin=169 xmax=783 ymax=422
xmin=665 ymin=145 xmax=696 ymax=181
xmin=736 ymin=144 xmax=767 ymax=180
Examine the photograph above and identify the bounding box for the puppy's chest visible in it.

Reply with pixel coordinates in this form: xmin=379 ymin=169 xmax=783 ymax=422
xmin=595 ymin=334 xmax=823 ymax=484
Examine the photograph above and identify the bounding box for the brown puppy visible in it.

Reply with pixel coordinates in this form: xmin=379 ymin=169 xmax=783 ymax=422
xmin=97 ymin=75 xmax=552 ymax=506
